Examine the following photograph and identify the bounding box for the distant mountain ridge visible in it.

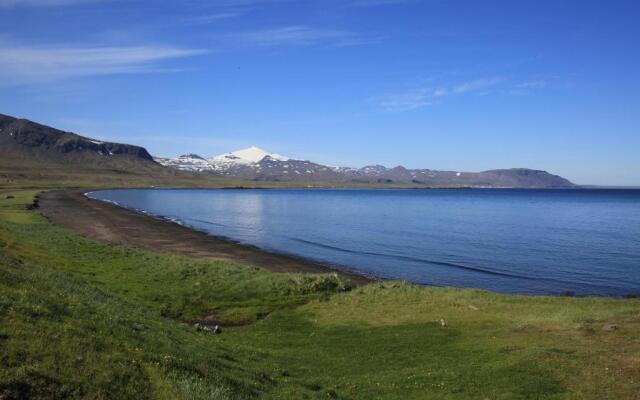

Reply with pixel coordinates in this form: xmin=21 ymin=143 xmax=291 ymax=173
xmin=156 ymin=146 xmax=576 ymax=188
xmin=0 ymin=113 xmax=576 ymax=187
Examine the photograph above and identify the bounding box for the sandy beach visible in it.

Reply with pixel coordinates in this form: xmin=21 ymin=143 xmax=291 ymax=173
xmin=38 ymin=189 xmax=372 ymax=286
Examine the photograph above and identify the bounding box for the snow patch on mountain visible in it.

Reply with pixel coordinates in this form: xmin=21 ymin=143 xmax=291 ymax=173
xmin=210 ymin=146 xmax=289 ymax=165
xmin=154 ymin=153 xmax=217 ymax=172
xmin=155 ymin=146 xmax=292 ymax=172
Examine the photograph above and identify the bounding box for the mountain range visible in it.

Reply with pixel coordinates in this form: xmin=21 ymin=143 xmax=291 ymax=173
xmin=1 ymin=113 xmax=576 ymax=188
xmin=155 ymin=146 xmax=576 ymax=188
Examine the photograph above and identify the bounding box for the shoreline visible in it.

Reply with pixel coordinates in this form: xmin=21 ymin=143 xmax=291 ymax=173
xmin=38 ymin=189 xmax=374 ymax=286
xmin=37 ymin=188 xmax=640 ymax=298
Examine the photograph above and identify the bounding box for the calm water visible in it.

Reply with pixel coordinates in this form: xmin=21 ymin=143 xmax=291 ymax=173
xmin=89 ymin=188 xmax=640 ymax=296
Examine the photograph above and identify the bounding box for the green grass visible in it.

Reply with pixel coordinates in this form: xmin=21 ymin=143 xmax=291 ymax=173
xmin=1 ymin=189 xmax=639 ymax=399
xmin=0 ymin=197 xmax=350 ymax=324
xmin=0 ymin=252 xmax=258 ymax=399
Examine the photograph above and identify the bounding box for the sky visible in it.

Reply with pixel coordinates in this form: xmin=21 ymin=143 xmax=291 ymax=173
xmin=0 ymin=0 xmax=639 ymax=185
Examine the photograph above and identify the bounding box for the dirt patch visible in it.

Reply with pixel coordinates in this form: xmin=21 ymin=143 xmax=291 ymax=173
xmin=38 ymin=189 xmax=373 ymax=286
xmin=187 ymin=314 xmax=256 ymax=328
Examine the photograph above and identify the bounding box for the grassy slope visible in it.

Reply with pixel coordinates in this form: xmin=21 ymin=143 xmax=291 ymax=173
xmin=1 ymin=189 xmax=639 ymax=399
xmin=0 ymin=157 xmax=248 ymax=190
xmin=0 ymin=158 xmax=470 ymax=190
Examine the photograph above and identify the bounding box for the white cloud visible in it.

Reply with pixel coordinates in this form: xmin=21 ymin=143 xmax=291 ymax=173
xmin=190 ymin=12 xmax=243 ymax=24
xmin=0 ymin=44 xmax=208 ymax=84
xmin=225 ymin=26 xmax=368 ymax=47
xmin=0 ymin=0 xmax=106 ymax=7
xmin=349 ymin=0 xmax=413 ymax=6
xmin=452 ymin=77 xmax=504 ymax=94
xmin=515 ymin=80 xmax=547 ymax=89
xmin=506 ymin=80 xmax=549 ymax=96
xmin=377 ymin=77 xmax=505 ymax=112
xmin=377 ymin=89 xmax=432 ymax=112
xmin=433 ymin=88 xmax=447 ymax=97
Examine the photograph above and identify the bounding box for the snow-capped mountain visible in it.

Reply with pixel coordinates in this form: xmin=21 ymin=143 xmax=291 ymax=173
xmin=154 ymin=146 xmax=576 ymax=188
xmin=208 ymin=146 xmax=289 ymax=169
xmin=153 ymin=154 xmax=217 ymax=172
xmin=154 ymin=147 xmax=291 ymax=172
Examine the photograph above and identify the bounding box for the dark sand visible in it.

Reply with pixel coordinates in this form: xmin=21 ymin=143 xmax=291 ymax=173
xmin=39 ymin=190 xmax=372 ymax=285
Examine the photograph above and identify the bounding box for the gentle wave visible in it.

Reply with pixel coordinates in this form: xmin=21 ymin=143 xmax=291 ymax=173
xmin=291 ymin=238 xmax=530 ymax=280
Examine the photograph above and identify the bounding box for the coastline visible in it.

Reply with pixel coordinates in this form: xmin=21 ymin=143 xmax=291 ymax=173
xmin=40 ymin=188 xmax=640 ymax=297
xmin=38 ymin=189 xmax=374 ymax=286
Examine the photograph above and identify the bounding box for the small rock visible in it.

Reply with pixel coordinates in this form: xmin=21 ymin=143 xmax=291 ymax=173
xmin=467 ymin=304 xmax=479 ymax=311
xmin=602 ymin=324 xmax=618 ymax=332
xmin=195 ymin=322 xmax=222 ymax=334
xmin=439 ymin=318 xmax=448 ymax=327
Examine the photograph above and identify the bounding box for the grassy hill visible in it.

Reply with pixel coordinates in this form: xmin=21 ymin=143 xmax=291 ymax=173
xmin=0 ymin=154 xmax=231 ymax=190
xmin=1 ymin=189 xmax=639 ymax=399
xmin=0 ymin=113 xmax=244 ymax=190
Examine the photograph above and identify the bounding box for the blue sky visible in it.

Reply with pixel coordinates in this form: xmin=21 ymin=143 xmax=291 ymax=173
xmin=0 ymin=0 xmax=638 ymax=185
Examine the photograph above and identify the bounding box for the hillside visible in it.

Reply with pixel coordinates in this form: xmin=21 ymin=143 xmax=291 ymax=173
xmin=0 ymin=114 xmax=238 ymax=189
xmin=0 ymin=114 xmax=158 ymax=171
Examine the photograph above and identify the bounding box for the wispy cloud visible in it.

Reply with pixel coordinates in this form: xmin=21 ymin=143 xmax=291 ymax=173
xmin=0 ymin=0 xmax=106 ymax=7
xmin=0 ymin=44 xmax=208 ymax=84
xmin=506 ymin=80 xmax=550 ymax=96
xmin=376 ymin=77 xmax=505 ymax=112
xmin=515 ymin=80 xmax=547 ymax=89
xmin=192 ymin=0 xmax=288 ymax=7
xmin=448 ymin=77 xmax=504 ymax=95
xmin=455 ymin=77 xmax=503 ymax=93
xmin=223 ymin=25 xmax=373 ymax=47
xmin=349 ymin=0 xmax=413 ymax=7
xmin=190 ymin=12 xmax=244 ymax=24
xmin=377 ymin=88 xmax=433 ymax=112
xmin=181 ymin=0 xmax=278 ymax=26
